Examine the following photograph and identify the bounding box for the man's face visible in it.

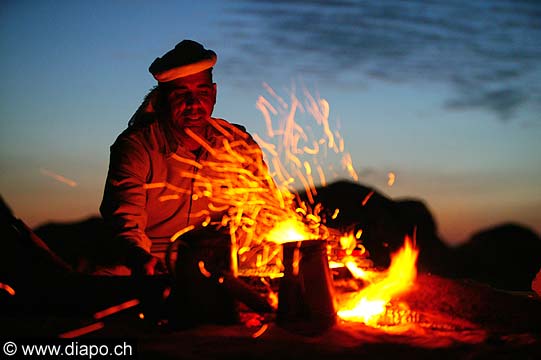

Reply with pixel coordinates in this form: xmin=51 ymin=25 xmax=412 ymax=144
xmin=164 ymin=70 xmax=217 ymax=134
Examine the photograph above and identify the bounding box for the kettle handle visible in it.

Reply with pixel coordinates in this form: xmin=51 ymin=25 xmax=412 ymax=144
xmin=165 ymin=238 xmax=189 ymax=279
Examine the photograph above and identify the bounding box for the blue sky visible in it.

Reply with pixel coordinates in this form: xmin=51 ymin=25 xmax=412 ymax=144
xmin=1 ymin=0 xmax=540 ymax=245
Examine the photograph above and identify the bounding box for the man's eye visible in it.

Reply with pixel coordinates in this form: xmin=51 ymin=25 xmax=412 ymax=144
xmin=171 ymin=92 xmax=187 ymax=99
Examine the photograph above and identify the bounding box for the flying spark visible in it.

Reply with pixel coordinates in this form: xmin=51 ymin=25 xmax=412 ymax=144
xmin=40 ymin=168 xmax=77 ymax=187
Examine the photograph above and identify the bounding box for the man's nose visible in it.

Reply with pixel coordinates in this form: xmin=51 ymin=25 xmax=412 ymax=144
xmin=184 ymin=94 xmax=200 ymax=107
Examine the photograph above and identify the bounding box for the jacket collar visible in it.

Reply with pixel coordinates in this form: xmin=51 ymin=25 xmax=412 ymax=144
xmin=158 ymin=116 xmax=221 ymax=158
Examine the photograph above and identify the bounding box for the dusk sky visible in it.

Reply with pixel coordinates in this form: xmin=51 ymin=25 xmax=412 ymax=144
xmin=1 ymin=0 xmax=540 ymax=245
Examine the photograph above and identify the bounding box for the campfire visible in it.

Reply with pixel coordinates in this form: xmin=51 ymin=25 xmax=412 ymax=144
xmin=150 ymin=83 xmax=433 ymax=334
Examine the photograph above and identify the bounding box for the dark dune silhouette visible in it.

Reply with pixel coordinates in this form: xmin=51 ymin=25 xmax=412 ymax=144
xmin=0 ymin=196 xmax=72 ymax=285
xmin=0 ymin=196 xmax=168 ymax=322
xmin=299 ymin=180 xmax=449 ymax=274
xmin=451 ymin=223 xmax=541 ymax=291
xmin=299 ymin=180 xmax=540 ymax=291
xmin=33 ymin=216 xmax=121 ymax=273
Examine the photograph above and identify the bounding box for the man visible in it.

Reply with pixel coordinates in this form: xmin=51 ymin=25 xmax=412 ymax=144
xmin=100 ymin=40 xmax=270 ymax=276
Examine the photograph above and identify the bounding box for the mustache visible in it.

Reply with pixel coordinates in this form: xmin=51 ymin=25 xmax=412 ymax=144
xmin=182 ymin=109 xmax=206 ymax=117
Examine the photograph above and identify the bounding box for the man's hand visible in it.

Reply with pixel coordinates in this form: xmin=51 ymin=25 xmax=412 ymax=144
xmin=127 ymin=246 xmax=166 ymax=276
xmin=139 ymin=255 xmax=167 ymax=276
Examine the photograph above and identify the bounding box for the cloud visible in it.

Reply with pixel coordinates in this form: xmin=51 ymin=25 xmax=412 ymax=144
xmin=220 ymin=0 xmax=541 ymax=121
xmin=445 ymin=88 xmax=527 ymax=121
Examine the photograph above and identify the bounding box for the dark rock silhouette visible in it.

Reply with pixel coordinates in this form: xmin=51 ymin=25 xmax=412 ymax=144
xmin=299 ymin=180 xmax=451 ymax=274
xmin=33 ymin=216 xmax=119 ymax=272
xmin=451 ymin=223 xmax=541 ymax=291
xmin=0 ymin=196 xmax=169 ymax=320
xmin=300 ymin=180 xmax=541 ymax=291
xmin=0 ymin=196 xmax=72 ymax=286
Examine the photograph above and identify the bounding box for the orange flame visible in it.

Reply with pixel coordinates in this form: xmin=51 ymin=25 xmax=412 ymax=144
xmin=339 ymin=231 xmax=357 ymax=256
xmin=338 ymin=236 xmax=418 ymax=326
xmin=265 ymin=219 xmax=315 ymax=244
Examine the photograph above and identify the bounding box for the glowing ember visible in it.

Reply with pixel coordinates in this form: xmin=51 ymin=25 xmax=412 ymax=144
xmin=0 ymin=282 xmax=16 ymax=296
xmin=251 ymin=324 xmax=269 ymax=338
xmin=387 ymin=171 xmax=396 ymax=186
xmin=256 ymin=277 xmax=279 ymax=309
xmin=58 ymin=322 xmax=104 ymax=338
xmin=198 ymin=261 xmax=212 ymax=278
xmin=93 ymin=299 xmax=140 ymax=320
xmin=361 ymin=191 xmax=374 ymax=206
xmin=337 ymin=236 xmax=418 ymax=327
xmin=171 ymin=225 xmax=195 ymax=242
